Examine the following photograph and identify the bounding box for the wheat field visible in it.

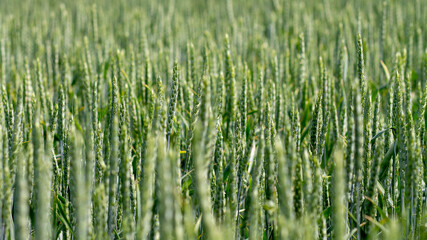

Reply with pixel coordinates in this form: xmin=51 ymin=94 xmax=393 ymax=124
xmin=0 ymin=0 xmax=426 ymax=239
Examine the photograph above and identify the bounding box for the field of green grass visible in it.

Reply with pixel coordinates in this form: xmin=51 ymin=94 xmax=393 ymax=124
xmin=0 ymin=0 xmax=426 ymax=239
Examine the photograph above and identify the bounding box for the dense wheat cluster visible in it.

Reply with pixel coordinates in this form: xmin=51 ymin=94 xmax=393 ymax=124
xmin=0 ymin=0 xmax=426 ymax=239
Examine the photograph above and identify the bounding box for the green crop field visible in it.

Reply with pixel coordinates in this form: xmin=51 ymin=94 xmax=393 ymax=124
xmin=0 ymin=0 xmax=426 ymax=239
